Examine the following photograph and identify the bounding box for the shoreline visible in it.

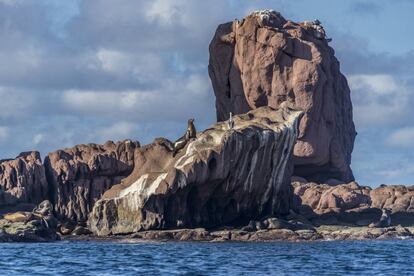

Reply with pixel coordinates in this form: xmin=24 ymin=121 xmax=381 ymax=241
xmin=58 ymin=225 xmax=414 ymax=243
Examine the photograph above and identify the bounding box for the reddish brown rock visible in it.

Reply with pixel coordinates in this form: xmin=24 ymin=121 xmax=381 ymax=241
xmin=44 ymin=140 xmax=139 ymax=223
xmin=0 ymin=152 xmax=48 ymax=206
xmin=292 ymin=179 xmax=414 ymax=225
xmin=209 ymin=10 xmax=356 ymax=182
xmin=89 ymin=106 xmax=303 ymax=236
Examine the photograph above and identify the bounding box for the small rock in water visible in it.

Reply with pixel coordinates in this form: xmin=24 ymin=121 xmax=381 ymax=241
xmin=71 ymin=226 xmax=92 ymax=236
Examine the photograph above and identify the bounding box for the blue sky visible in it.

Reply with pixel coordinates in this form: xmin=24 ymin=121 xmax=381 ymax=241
xmin=0 ymin=0 xmax=413 ymax=186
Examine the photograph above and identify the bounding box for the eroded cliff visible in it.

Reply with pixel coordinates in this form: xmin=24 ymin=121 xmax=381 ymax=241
xmin=44 ymin=140 xmax=139 ymax=223
xmin=89 ymin=106 xmax=303 ymax=235
xmin=0 ymin=152 xmax=48 ymax=207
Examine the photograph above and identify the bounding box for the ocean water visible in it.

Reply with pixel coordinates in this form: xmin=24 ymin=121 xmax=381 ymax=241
xmin=0 ymin=240 xmax=413 ymax=275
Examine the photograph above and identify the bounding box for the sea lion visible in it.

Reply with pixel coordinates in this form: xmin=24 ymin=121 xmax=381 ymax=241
xmin=33 ymin=200 xmax=53 ymax=216
xmin=369 ymin=208 xmax=392 ymax=228
xmin=186 ymin=118 xmax=196 ymax=140
xmin=58 ymin=223 xmax=74 ymax=235
xmin=172 ymin=118 xmax=196 ymax=157
xmin=3 ymin=201 xmax=51 ymax=224
xmin=4 ymin=212 xmax=33 ymax=223
xmin=31 ymin=200 xmax=56 ymax=229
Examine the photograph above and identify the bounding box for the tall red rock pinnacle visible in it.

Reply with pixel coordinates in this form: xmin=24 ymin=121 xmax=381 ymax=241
xmin=208 ymin=10 xmax=356 ymax=182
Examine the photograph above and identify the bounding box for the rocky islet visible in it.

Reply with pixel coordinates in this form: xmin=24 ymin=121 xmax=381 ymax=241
xmin=0 ymin=10 xmax=411 ymax=242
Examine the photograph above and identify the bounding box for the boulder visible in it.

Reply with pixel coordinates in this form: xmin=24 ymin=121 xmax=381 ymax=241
xmin=71 ymin=225 xmax=92 ymax=236
xmin=44 ymin=140 xmax=139 ymax=224
xmin=208 ymin=10 xmax=356 ymax=182
xmin=0 ymin=200 xmax=59 ymax=242
xmin=89 ymin=106 xmax=303 ymax=235
xmin=0 ymin=151 xmax=48 ymax=206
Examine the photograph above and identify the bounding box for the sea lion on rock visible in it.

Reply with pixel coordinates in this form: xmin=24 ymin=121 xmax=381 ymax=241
xmin=369 ymin=208 xmax=392 ymax=228
xmin=172 ymin=118 xmax=196 ymax=157
xmin=186 ymin=118 xmax=196 ymax=140
xmin=33 ymin=200 xmax=53 ymax=216
xmin=4 ymin=212 xmax=33 ymax=223
xmin=58 ymin=223 xmax=74 ymax=235
xmin=31 ymin=200 xmax=57 ymax=229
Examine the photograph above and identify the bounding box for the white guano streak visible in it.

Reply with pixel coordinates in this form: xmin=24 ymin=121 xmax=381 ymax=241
xmin=118 ymin=173 xmax=168 ymax=210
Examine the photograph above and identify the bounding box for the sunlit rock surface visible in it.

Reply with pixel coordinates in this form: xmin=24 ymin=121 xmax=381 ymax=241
xmin=292 ymin=178 xmax=414 ymax=226
xmin=208 ymin=10 xmax=356 ymax=182
xmin=0 ymin=152 xmax=48 ymax=206
xmin=89 ymin=106 xmax=303 ymax=235
xmin=44 ymin=140 xmax=139 ymax=223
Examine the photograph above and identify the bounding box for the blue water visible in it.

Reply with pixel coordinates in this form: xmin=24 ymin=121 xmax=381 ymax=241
xmin=0 ymin=240 xmax=413 ymax=275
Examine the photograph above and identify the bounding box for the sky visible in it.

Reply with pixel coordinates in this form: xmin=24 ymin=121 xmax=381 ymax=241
xmin=0 ymin=0 xmax=413 ymax=186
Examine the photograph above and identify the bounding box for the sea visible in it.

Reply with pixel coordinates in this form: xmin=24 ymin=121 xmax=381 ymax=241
xmin=0 ymin=240 xmax=412 ymax=275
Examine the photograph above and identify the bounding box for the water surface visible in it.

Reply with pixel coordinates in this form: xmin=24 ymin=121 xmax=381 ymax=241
xmin=0 ymin=240 xmax=412 ymax=275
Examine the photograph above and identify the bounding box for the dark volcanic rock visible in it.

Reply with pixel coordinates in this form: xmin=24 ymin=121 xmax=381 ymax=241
xmin=89 ymin=106 xmax=303 ymax=236
xmin=0 ymin=152 xmax=48 ymax=206
xmin=208 ymin=10 xmax=356 ymax=182
xmin=44 ymin=140 xmax=139 ymax=224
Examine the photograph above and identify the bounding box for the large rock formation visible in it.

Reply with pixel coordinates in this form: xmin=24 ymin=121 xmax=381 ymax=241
xmin=44 ymin=140 xmax=139 ymax=224
xmin=208 ymin=10 xmax=356 ymax=182
xmin=0 ymin=152 xmax=48 ymax=206
xmin=292 ymin=178 xmax=414 ymax=226
xmin=89 ymin=106 xmax=303 ymax=235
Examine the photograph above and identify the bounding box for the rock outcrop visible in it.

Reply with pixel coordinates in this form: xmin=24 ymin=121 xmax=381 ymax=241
xmin=0 ymin=152 xmax=48 ymax=206
xmin=208 ymin=10 xmax=356 ymax=182
xmin=292 ymin=178 xmax=414 ymax=226
xmin=44 ymin=140 xmax=139 ymax=224
xmin=89 ymin=106 xmax=303 ymax=235
xmin=0 ymin=200 xmax=59 ymax=242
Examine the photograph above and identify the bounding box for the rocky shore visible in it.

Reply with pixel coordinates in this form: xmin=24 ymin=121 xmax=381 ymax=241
xmin=130 ymin=225 xmax=414 ymax=242
xmin=61 ymin=224 xmax=414 ymax=243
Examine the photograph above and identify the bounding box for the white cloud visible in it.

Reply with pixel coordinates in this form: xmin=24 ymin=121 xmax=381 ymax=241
xmin=387 ymin=126 xmax=414 ymax=147
xmin=94 ymin=121 xmax=135 ymax=141
xmin=96 ymin=49 xmax=129 ymax=72
xmin=61 ymin=74 xmax=213 ymax=121
xmin=94 ymin=48 xmax=164 ymax=83
xmin=0 ymin=87 xmax=34 ymax=120
xmin=377 ymin=163 xmax=414 ymax=182
xmin=33 ymin=133 xmax=44 ymax=145
xmin=0 ymin=126 xmax=9 ymax=141
xmin=62 ymin=89 xmax=154 ymax=114
xmin=348 ymin=74 xmax=399 ymax=95
xmin=145 ymin=0 xmax=183 ymax=26
xmin=348 ymin=74 xmax=410 ymax=127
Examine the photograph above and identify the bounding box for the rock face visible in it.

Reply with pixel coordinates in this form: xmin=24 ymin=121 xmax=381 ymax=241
xmin=292 ymin=178 xmax=414 ymax=225
xmin=208 ymin=10 xmax=356 ymax=182
xmin=0 ymin=152 xmax=48 ymax=206
xmin=44 ymin=140 xmax=139 ymax=224
xmin=89 ymin=106 xmax=303 ymax=235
